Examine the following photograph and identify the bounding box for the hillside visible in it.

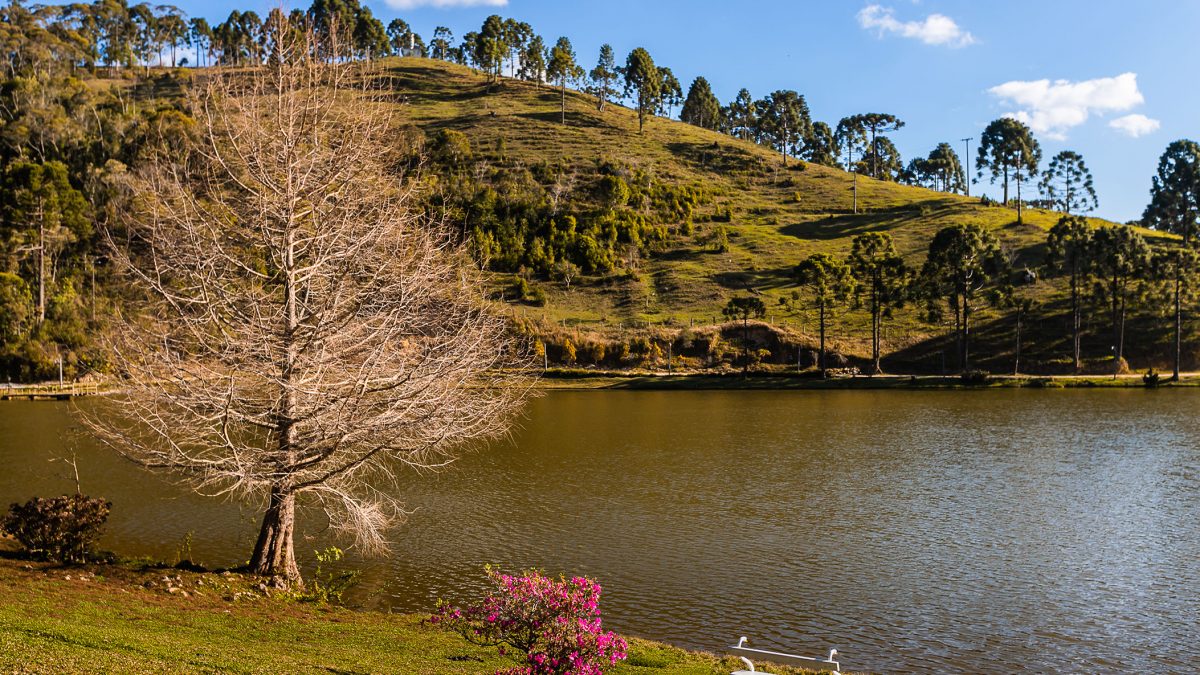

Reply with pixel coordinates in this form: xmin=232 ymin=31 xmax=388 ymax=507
xmin=383 ymin=57 xmax=1176 ymax=374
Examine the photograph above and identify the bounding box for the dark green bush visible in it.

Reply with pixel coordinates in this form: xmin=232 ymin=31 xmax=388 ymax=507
xmin=960 ymin=369 xmax=990 ymax=385
xmin=2 ymin=494 xmax=111 ymax=563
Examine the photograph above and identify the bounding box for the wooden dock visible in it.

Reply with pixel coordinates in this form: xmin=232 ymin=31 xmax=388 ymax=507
xmin=0 ymin=382 xmax=103 ymax=400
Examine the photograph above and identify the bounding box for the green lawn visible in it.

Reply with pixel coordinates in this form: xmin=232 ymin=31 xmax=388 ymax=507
xmin=0 ymin=539 xmax=821 ymax=674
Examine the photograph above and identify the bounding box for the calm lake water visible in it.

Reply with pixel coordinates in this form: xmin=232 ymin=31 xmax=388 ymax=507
xmin=2 ymin=390 xmax=1198 ymax=673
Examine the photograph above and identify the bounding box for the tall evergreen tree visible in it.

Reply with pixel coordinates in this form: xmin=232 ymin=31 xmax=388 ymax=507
xmin=187 ymin=17 xmax=212 ymax=67
xmin=925 ymin=143 xmax=966 ymax=193
xmin=1151 ymin=244 xmax=1200 ymax=380
xmin=1 ymin=161 xmax=91 ymax=326
xmin=519 ymin=34 xmax=546 ymax=86
xmin=657 ymin=67 xmax=682 ymax=118
xmin=858 ymin=136 xmax=902 ymax=181
xmin=976 ymin=117 xmax=1041 ymax=211
xmin=430 ymin=26 xmax=453 ymax=60
xmin=727 ymin=88 xmax=756 ymax=141
xmin=795 ymin=253 xmax=855 ymax=376
xmin=723 ymin=296 xmax=766 ymax=376
xmin=622 ymin=48 xmax=659 ymax=133
xmin=841 ymin=113 xmax=904 ymax=179
xmin=803 ymin=121 xmax=838 ymax=167
xmin=918 ymin=224 xmax=1007 ymax=373
xmin=680 ymin=76 xmax=721 ymax=130
xmin=1045 ymin=216 xmax=1093 ymax=373
xmin=760 ymin=90 xmax=811 ymax=166
xmin=835 ymin=116 xmax=868 ymax=173
xmin=1040 ymin=150 xmax=1098 ymax=215
xmin=474 ymin=15 xmax=507 ymax=84
xmin=588 ymin=44 xmax=617 ymax=111
xmin=848 ymin=232 xmax=909 ymax=374
xmin=546 ymin=37 xmax=581 ymax=124
xmin=1089 ymin=225 xmax=1150 ymax=374
xmin=1142 ymin=139 xmax=1200 ymax=243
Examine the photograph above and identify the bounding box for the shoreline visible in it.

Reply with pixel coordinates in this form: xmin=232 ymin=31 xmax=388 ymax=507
xmin=2 ymin=371 xmax=1195 ymax=400
xmin=537 ymin=370 xmax=1198 ymax=390
xmin=0 ymin=538 xmax=824 ymax=674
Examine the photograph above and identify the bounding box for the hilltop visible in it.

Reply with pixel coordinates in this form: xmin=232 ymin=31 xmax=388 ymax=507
xmin=382 ymin=57 xmax=1173 ymax=374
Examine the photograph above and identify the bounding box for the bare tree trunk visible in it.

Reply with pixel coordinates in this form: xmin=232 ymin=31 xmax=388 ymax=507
xmin=1174 ymin=271 xmax=1182 ymax=381
xmin=37 ymin=209 xmax=46 ymax=325
xmin=1112 ymin=273 xmax=1121 ymax=377
xmin=871 ymin=278 xmax=881 ymax=375
xmin=742 ymin=316 xmax=749 ymax=377
xmin=1016 ymin=171 xmax=1023 ymax=224
xmin=818 ymin=301 xmax=826 ymax=377
xmin=1014 ymin=308 xmax=1023 ymax=376
xmin=1002 ymin=165 xmax=1009 ymax=205
xmin=250 ymin=486 xmax=300 ymax=586
xmin=962 ymin=296 xmax=971 ymax=373
xmin=1071 ymin=267 xmax=1081 ymax=373
xmin=870 ymin=127 xmax=877 ymax=179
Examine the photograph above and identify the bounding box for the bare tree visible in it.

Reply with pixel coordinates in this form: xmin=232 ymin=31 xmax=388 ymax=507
xmin=83 ymin=25 xmax=530 ymax=588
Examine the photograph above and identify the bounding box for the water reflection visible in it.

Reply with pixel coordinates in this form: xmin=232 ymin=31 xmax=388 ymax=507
xmin=1 ymin=390 xmax=1197 ymax=673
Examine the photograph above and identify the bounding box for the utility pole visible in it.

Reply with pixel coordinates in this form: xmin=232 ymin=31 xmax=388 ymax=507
xmin=961 ymin=137 xmax=973 ymax=197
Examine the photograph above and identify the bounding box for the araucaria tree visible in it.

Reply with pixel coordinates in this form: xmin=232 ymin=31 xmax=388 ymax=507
xmin=657 ymin=67 xmax=682 ymax=118
xmin=1089 ymin=225 xmax=1150 ymax=375
xmin=623 ymin=48 xmax=659 ymax=133
xmin=589 ymin=44 xmax=617 ymax=111
xmin=680 ymin=76 xmax=721 ymax=130
xmin=1045 ymin=216 xmax=1093 ymax=373
xmin=1151 ymin=244 xmax=1200 ymax=380
xmin=795 ymin=253 xmax=855 ymax=376
xmin=84 ymin=27 xmax=529 ymax=588
xmin=918 ymin=224 xmax=1006 ymax=373
xmin=848 ymin=232 xmax=909 ymax=374
xmin=546 ymin=37 xmax=581 ymax=124
xmin=760 ymin=90 xmax=811 ymax=166
xmin=834 ymin=116 xmax=868 ymax=173
xmin=1040 ymin=150 xmax=1098 ymax=215
xmin=846 ymin=113 xmax=904 ymax=179
xmin=908 ymin=143 xmax=966 ymax=193
xmin=1142 ymin=139 xmax=1200 ymax=243
xmin=976 ymin=117 xmax=1041 ymax=219
xmin=723 ymin=295 xmax=766 ymax=376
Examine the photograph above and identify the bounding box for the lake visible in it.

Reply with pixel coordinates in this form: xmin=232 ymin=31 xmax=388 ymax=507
xmin=1 ymin=390 xmax=1197 ymax=673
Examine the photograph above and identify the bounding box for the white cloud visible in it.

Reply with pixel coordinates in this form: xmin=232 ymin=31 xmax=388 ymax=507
xmin=857 ymin=4 xmax=976 ymax=47
xmin=384 ymin=0 xmax=507 ymax=9
xmin=987 ymin=72 xmax=1146 ymax=140
xmin=1109 ymin=113 xmax=1160 ymax=138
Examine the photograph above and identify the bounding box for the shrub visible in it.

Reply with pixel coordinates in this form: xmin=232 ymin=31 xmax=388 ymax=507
xmin=1 ymin=494 xmax=111 ymax=563
xmin=1143 ymin=369 xmax=1160 ymax=387
xmin=298 ymin=547 xmax=360 ymax=605
xmin=433 ymin=568 xmax=627 ymax=675
xmin=960 ymin=369 xmax=990 ymax=385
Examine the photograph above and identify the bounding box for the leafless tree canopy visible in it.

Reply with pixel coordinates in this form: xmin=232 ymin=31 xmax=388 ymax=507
xmin=84 ymin=26 xmax=530 ymax=585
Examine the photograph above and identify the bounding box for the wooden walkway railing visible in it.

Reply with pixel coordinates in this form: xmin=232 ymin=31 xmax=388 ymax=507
xmin=0 ymin=382 xmax=104 ymax=400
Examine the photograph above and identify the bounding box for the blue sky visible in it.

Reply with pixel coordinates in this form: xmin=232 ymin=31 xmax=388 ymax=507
xmin=167 ymin=1 xmax=1199 ymax=223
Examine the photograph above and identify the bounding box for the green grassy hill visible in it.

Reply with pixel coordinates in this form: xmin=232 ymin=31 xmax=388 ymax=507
xmin=382 ymin=57 xmax=1179 ymax=375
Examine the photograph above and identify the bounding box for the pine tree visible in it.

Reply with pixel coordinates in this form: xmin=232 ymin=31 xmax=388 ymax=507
xmin=680 ymin=76 xmax=721 ymax=130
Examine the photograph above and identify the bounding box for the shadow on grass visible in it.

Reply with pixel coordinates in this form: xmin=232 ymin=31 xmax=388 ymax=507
xmin=711 ymin=266 xmax=796 ymax=293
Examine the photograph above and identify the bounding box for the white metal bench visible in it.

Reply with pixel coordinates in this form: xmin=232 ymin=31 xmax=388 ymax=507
xmin=729 ymin=636 xmax=840 ymax=674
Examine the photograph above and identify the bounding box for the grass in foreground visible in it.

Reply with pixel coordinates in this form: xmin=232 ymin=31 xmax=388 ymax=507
xmin=0 ymin=538 xmax=826 ymax=674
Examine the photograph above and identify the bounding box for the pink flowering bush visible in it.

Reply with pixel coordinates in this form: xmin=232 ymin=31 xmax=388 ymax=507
xmin=431 ymin=567 xmax=628 ymax=675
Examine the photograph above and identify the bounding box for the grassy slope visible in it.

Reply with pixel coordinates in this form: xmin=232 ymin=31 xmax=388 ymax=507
xmin=0 ymin=540 xmax=822 ymax=675
xmin=385 ymin=57 xmax=1175 ymax=371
